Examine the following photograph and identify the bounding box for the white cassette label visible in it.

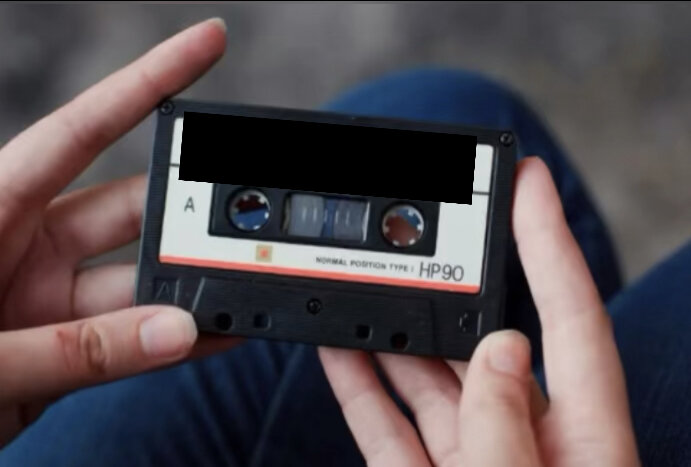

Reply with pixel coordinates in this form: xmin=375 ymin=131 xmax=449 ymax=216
xmin=159 ymin=118 xmax=494 ymax=293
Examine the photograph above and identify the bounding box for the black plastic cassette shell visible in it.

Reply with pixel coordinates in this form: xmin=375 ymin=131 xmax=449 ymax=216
xmin=135 ymin=99 xmax=517 ymax=361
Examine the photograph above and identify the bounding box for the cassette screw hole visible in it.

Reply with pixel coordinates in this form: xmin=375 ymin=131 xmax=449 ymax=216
xmin=253 ymin=313 xmax=271 ymax=329
xmin=159 ymin=101 xmax=174 ymax=115
xmin=214 ymin=313 xmax=232 ymax=331
xmin=382 ymin=205 xmax=425 ymax=248
xmin=306 ymin=299 xmax=322 ymax=315
xmin=355 ymin=325 xmax=372 ymax=340
xmin=229 ymin=189 xmax=271 ymax=232
xmin=500 ymin=132 xmax=514 ymax=146
xmin=390 ymin=332 xmax=409 ymax=350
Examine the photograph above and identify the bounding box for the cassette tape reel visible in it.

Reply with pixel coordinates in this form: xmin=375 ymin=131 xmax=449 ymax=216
xmin=135 ymin=99 xmax=516 ymax=360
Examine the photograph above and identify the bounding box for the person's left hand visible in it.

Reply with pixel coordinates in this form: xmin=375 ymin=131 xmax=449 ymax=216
xmin=0 ymin=17 xmax=237 ymax=445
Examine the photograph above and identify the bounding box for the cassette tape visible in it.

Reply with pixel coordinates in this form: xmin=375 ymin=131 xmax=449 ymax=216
xmin=134 ymin=99 xmax=516 ymax=360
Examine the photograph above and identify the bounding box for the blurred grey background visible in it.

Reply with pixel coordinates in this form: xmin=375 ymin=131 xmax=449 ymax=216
xmin=0 ymin=2 xmax=689 ymax=285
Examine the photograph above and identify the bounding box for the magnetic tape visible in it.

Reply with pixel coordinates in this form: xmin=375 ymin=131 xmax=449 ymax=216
xmin=134 ymin=99 xmax=516 ymax=360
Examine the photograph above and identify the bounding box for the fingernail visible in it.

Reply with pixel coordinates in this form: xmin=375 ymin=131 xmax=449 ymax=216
xmin=208 ymin=17 xmax=227 ymax=33
xmin=488 ymin=332 xmax=529 ymax=378
xmin=139 ymin=310 xmax=197 ymax=359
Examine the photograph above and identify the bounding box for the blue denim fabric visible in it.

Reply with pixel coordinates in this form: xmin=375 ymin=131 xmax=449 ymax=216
xmin=2 ymin=68 xmax=688 ymax=467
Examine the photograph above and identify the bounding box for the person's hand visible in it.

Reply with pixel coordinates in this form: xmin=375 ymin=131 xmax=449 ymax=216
xmin=0 ymin=18 xmax=238 ymax=445
xmin=319 ymin=157 xmax=640 ymax=466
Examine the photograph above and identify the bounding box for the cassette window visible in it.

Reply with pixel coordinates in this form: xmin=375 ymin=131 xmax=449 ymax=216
xmin=284 ymin=194 xmax=369 ymax=243
xmin=207 ymin=183 xmax=439 ymax=256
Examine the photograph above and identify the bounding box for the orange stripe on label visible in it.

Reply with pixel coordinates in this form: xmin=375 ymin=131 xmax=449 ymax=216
xmin=159 ymin=255 xmax=480 ymax=294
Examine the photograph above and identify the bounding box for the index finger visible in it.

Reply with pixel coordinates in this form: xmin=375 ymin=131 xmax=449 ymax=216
xmin=512 ymin=157 xmax=636 ymax=451
xmin=0 ymin=17 xmax=226 ymax=215
xmin=318 ymin=347 xmax=431 ymax=467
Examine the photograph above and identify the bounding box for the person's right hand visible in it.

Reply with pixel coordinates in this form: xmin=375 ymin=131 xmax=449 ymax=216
xmin=0 ymin=18 xmax=239 ymax=446
xmin=320 ymin=157 xmax=641 ymax=466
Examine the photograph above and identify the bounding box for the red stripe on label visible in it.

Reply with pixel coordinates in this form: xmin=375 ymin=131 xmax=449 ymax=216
xmin=159 ymin=255 xmax=480 ymax=293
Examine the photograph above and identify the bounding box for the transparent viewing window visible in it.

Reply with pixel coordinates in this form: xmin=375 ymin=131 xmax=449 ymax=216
xmin=283 ymin=194 xmax=369 ymax=243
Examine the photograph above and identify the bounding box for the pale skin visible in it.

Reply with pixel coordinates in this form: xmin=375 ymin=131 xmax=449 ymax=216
xmin=319 ymin=157 xmax=641 ymax=466
xmin=0 ymin=18 xmax=238 ymax=445
xmin=0 ymin=17 xmax=640 ymax=466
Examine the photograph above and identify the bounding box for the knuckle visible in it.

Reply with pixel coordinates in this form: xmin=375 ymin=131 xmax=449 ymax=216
xmin=124 ymin=177 xmax=145 ymax=239
xmin=56 ymin=322 xmax=110 ymax=377
xmin=137 ymin=68 xmax=163 ymax=100
xmin=363 ymin=431 xmax=412 ymax=466
xmin=490 ymin=389 xmax=526 ymax=418
xmin=79 ymin=323 xmax=109 ymax=374
xmin=466 ymin=382 xmax=528 ymax=421
xmin=57 ymin=107 xmax=100 ymax=156
xmin=438 ymin=450 xmax=462 ymax=467
xmin=554 ymin=437 xmax=637 ymax=467
xmin=413 ymin=386 xmax=459 ymax=414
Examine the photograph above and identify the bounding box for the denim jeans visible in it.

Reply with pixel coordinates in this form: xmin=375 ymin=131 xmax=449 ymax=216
xmin=1 ymin=68 xmax=689 ymax=467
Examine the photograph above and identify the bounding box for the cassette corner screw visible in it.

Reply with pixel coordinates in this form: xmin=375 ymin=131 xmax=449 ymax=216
xmin=499 ymin=132 xmax=514 ymax=147
xmin=306 ymin=298 xmax=322 ymax=315
xmin=159 ymin=100 xmax=174 ymax=115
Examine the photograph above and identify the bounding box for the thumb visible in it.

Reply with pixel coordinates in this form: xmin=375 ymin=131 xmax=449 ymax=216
xmin=0 ymin=306 xmax=197 ymax=405
xmin=457 ymin=330 xmax=541 ymax=467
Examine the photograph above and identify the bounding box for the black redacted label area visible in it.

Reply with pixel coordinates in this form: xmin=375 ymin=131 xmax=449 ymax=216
xmin=178 ymin=111 xmax=477 ymax=204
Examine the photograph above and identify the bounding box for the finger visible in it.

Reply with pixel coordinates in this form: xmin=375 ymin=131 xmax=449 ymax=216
xmin=189 ymin=334 xmax=243 ymax=360
xmin=457 ymin=330 xmax=540 ymax=467
xmin=0 ymin=17 xmax=226 ymax=217
xmin=318 ymin=347 xmax=431 ymax=467
xmin=376 ymin=353 xmax=462 ymax=466
xmin=448 ymin=360 xmax=548 ymax=422
xmin=45 ymin=175 xmax=146 ymax=262
xmin=72 ymin=263 xmax=136 ymax=317
xmin=528 ymin=375 xmax=549 ymax=422
xmin=447 ymin=360 xmax=469 ymax=380
xmin=512 ymin=157 xmax=635 ymax=449
xmin=0 ymin=306 xmax=197 ymax=405
xmin=71 ymin=264 xmax=242 ymax=357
